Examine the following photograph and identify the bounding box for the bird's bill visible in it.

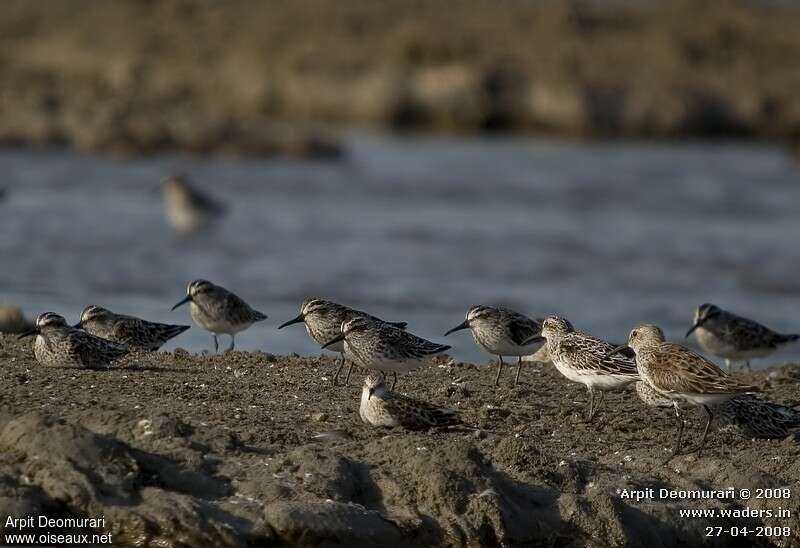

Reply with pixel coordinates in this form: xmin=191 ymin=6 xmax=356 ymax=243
xmin=170 ymin=295 xmax=192 ymax=311
xmin=73 ymin=321 xmax=83 ymax=329
xmin=367 ymin=387 xmax=374 ymax=400
xmin=321 ymin=333 xmax=345 ymax=349
xmin=444 ymin=320 xmax=469 ymax=336
xmin=604 ymin=344 xmax=629 ymax=359
xmin=278 ymin=314 xmax=304 ymax=329
xmin=685 ymin=321 xmax=701 ymax=338
xmin=523 ymin=335 xmax=545 ymax=345
xmin=17 ymin=327 xmax=38 ymax=339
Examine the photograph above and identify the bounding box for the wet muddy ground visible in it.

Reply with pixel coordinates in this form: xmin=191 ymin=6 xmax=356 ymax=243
xmin=0 ymin=334 xmax=798 ymax=546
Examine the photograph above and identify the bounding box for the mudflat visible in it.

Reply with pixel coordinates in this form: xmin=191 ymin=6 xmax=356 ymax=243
xmin=0 ymin=334 xmax=797 ymax=546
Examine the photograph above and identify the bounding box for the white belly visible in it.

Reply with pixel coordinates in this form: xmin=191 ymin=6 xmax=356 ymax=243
xmin=675 ymin=392 xmax=739 ymax=407
xmin=359 ymin=390 xmax=398 ymax=427
xmin=553 ymin=359 xmax=634 ymax=391
xmin=166 ymin=201 xmax=213 ymax=233
xmin=34 ymin=335 xmax=78 ymax=367
xmin=190 ymin=304 xmax=249 ymax=335
xmin=473 ymin=332 xmax=541 ymax=358
xmin=553 ymin=359 xmax=586 ymax=384
xmin=366 ymin=359 xmax=425 ymax=374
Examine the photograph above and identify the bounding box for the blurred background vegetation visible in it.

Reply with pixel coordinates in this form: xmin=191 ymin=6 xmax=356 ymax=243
xmin=2 ymin=0 xmax=800 ymax=158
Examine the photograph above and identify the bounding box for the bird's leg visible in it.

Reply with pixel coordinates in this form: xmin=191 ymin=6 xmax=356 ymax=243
xmin=670 ymin=402 xmax=684 ymax=457
xmin=697 ymin=405 xmax=713 ymax=456
xmin=494 ymin=356 xmax=504 ymax=387
xmin=596 ymin=390 xmax=606 ymax=416
xmin=514 ymin=356 xmax=522 ymax=386
xmin=391 ymin=371 xmax=398 ymax=390
xmin=226 ymin=334 xmax=235 ymax=353
xmin=724 ymin=359 xmax=731 ymax=372
xmin=333 ymin=353 xmax=345 ymax=384
xmin=213 ymin=335 xmax=219 ymax=353
xmin=344 ymin=361 xmax=355 ymax=384
xmin=743 ymin=360 xmax=751 ymax=371
xmin=586 ymin=388 xmax=595 ymax=422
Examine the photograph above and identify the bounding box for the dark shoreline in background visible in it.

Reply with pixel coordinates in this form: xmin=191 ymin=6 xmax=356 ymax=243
xmin=2 ymin=0 xmax=800 ymax=158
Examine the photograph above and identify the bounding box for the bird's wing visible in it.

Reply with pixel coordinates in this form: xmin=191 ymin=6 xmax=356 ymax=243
xmin=222 ymin=292 xmax=266 ymax=323
xmin=725 ymin=315 xmax=792 ymax=350
xmin=505 ymin=312 xmax=541 ymax=346
xmin=383 ymin=393 xmax=460 ymax=429
xmin=560 ymin=333 xmax=638 ymax=376
xmin=387 ymin=328 xmax=450 ymax=358
xmin=646 ymin=343 xmax=756 ymax=394
xmin=68 ymin=330 xmax=128 ymax=365
xmin=188 ymin=186 xmax=225 ymax=215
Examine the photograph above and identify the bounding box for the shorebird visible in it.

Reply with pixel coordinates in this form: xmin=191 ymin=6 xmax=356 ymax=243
xmin=162 ymin=174 xmax=225 ymax=233
xmin=171 ymin=279 xmax=267 ymax=354
xmin=686 ymin=303 xmax=798 ymax=371
xmin=529 ymin=316 xmax=639 ymax=421
xmin=635 ymin=382 xmax=800 ymax=440
xmin=609 ymin=324 xmax=757 ymax=456
xmin=76 ymin=305 xmax=190 ymax=351
xmin=278 ymin=298 xmax=408 ymax=384
xmin=18 ymin=312 xmax=128 ymax=369
xmin=444 ymin=305 xmax=543 ymax=387
xmin=322 ymin=316 xmax=449 ymax=389
xmin=360 ymin=373 xmax=461 ymax=429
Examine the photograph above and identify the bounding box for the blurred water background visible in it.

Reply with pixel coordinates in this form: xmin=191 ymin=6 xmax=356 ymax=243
xmin=2 ymin=131 xmax=799 ymax=367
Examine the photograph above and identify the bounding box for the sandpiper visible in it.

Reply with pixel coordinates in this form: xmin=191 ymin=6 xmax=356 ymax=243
xmin=18 ymin=312 xmax=129 ymax=369
xmin=322 ymin=316 xmax=450 ymax=389
xmin=171 ymin=279 xmax=267 ymax=354
xmin=609 ymin=324 xmax=756 ymax=456
xmin=278 ymin=298 xmax=407 ymax=384
xmin=76 ymin=305 xmax=190 ymax=351
xmin=360 ymin=373 xmax=460 ymax=429
xmin=635 ymin=382 xmax=800 ymax=440
xmin=530 ymin=316 xmax=639 ymax=421
xmin=444 ymin=305 xmax=543 ymax=386
xmin=686 ymin=303 xmax=798 ymax=371
xmin=163 ymin=174 xmax=225 ymax=233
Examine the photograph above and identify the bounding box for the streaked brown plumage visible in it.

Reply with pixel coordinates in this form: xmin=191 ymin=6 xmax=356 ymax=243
xmin=618 ymin=324 xmax=756 ymax=456
xmin=77 ymin=305 xmax=190 ymax=351
xmin=538 ymin=316 xmax=639 ymax=421
xmin=359 ymin=373 xmax=461 ymax=429
xmin=323 ymin=316 xmax=449 ymax=389
xmin=278 ymin=298 xmax=407 ymax=384
xmin=20 ymin=312 xmax=129 ymax=369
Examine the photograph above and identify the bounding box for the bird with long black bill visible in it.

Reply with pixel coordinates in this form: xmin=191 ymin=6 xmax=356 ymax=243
xmin=322 ymin=316 xmax=449 ymax=389
xmin=171 ymin=279 xmax=267 ymax=355
xmin=278 ymin=298 xmax=407 ymax=384
xmin=686 ymin=303 xmax=798 ymax=371
xmin=19 ymin=312 xmax=128 ymax=369
xmin=444 ymin=305 xmax=542 ymax=387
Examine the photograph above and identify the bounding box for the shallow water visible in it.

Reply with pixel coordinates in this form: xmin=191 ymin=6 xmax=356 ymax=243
xmin=2 ymin=133 xmax=799 ymax=366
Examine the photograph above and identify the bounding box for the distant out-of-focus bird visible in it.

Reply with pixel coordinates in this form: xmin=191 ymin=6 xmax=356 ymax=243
xmin=162 ymin=174 xmax=225 ymax=233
